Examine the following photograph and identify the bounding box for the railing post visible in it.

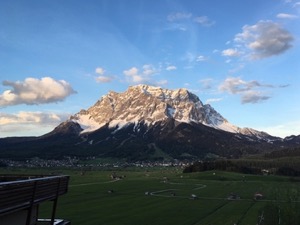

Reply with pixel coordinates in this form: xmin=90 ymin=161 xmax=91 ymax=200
xmin=51 ymin=178 xmax=61 ymax=225
xmin=26 ymin=180 xmax=37 ymax=225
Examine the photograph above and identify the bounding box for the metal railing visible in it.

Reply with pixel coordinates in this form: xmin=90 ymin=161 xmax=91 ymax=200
xmin=0 ymin=175 xmax=70 ymax=225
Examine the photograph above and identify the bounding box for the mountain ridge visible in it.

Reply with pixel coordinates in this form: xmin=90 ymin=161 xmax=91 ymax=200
xmin=70 ymin=84 xmax=277 ymax=141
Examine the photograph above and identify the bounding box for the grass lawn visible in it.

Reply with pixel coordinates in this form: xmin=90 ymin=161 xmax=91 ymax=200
xmin=1 ymin=168 xmax=300 ymax=225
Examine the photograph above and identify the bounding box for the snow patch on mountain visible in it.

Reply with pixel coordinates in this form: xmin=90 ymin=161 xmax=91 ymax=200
xmin=70 ymin=113 xmax=104 ymax=133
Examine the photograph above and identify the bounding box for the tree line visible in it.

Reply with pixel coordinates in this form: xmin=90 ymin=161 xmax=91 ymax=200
xmin=183 ymin=159 xmax=300 ymax=177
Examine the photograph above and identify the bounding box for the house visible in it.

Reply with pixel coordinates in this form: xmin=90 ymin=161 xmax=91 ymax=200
xmin=227 ymin=193 xmax=240 ymax=200
xmin=190 ymin=194 xmax=198 ymax=200
xmin=261 ymin=169 xmax=270 ymax=175
xmin=0 ymin=174 xmax=70 ymax=225
xmin=254 ymin=192 xmax=264 ymax=200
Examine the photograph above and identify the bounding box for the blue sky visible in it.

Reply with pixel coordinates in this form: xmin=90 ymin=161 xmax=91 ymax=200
xmin=0 ymin=0 xmax=299 ymax=138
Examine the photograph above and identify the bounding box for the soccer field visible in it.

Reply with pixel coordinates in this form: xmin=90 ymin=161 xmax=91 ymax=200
xmin=32 ymin=168 xmax=300 ymax=225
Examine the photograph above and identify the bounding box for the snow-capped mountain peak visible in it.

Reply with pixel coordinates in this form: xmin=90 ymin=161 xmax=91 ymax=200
xmin=69 ymin=85 xmax=272 ymax=139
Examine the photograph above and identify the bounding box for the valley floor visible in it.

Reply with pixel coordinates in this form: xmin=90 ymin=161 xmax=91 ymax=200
xmin=1 ymin=167 xmax=300 ymax=225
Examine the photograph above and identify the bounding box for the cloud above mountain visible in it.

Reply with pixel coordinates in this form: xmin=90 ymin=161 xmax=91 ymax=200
xmin=166 ymin=65 xmax=177 ymax=71
xmin=219 ymin=77 xmax=272 ymax=104
xmin=234 ymin=20 xmax=294 ymax=60
xmin=276 ymin=13 xmax=298 ymax=19
xmin=123 ymin=65 xmax=160 ymax=84
xmin=0 ymin=111 xmax=69 ymax=125
xmin=0 ymin=77 xmax=77 ymax=107
xmin=167 ymin=12 xmax=192 ymax=22
xmin=194 ymin=16 xmax=215 ymax=27
xmin=0 ymin=111 xmax=70 ymax=137
xmin=222 ymin=48 xmax=241 ymax=57
xmin=95 ymin=67 xmax=114 ymax=83
xmin=167 ymin=12 xmax=215 ymax=31
xmin=123 ymin=67 xmax=145 ymax=83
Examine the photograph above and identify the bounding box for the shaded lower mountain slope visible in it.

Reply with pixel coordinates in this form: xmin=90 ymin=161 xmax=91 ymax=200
xmin=0 ymin=119 xmax=289 ymax=161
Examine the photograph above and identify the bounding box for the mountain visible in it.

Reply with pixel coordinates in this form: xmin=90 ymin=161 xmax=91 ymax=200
xmin=70 ymin=85 xmax=276 ymax=140
xmin=0 ymin=85 xmax=295 ymax=161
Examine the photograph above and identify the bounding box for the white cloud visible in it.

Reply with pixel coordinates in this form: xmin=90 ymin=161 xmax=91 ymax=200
xmin=183 ymin=52 xmax=196 ymax=63
xmin=194 ymin=16 xmax=215 ymax=27
xmin=219 ymin=77 xmax=272 ymax=94
xmin=222 ymin=48 xmax=240 ymax=57
xmin=95 ymin=67 xmax=105 ymax=75
xmin=157 ymin=80 xmax=168 ymax=86
xmin=199 ymin=78 xmax=214 ymax=89
xmin=167 ymin=12 xmax=215 ymax=30
xmin=165 ymin=23 xmax=187 ymax=32
xmin=166 ymin=65 xmax=177 ymax=71
xmin=205 ymin=98 xmax=222 ymax=104
xmin=124 ymin=67 xmax=144 ymax=83
xmin=124 ymin=67 xmax=139 ymax=77
xmin=0 ymin=77 xmax=76 ymax=107
xmin=142 ymin=64 xmax=157 ymax=76
xmin=276 ymin=13 xmax=298 ymax=19
xmin=259 ymin=121 xmax=300 ymax=138
xmin=234 ymin=20 xmax=294 ymax=60
xmin=123 ymin=65 xmax=159 ymax=84
xmin=219 ymin=77 xmax=273 ymax=104
xmin=196 ymin=55 xmax=208 ymax=61
xmin=0 ymin=111 xmax=70 ymax=137
xmin=123 ymin=64 xmax=167 ymax=85
xmin=0 ymin=111 xmax=69 ymax=125
xmin=167 ymin=12 xmax=192 ymax=22
xmin=293 ymin=2 xmax=300 ymax=7
xmin=240 ymin=90 xmax=271 ymax=104
xmin=95 ymin=76 xmax=113 ymax=83
xmin=94 ymin=67 xmax=114 ymax=83
xmin=182 ymin=52 xmax=209 ymax=64
xmin=228 ymin=64 xmax=245 ymax=74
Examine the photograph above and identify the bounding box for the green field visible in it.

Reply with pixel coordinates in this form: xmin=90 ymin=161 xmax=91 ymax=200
xmin=2 ymin=168 xmax=300 ymax=225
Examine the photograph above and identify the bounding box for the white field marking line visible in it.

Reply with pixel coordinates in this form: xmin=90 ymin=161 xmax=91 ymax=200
xmin=69 ymin=179 xmax=120 ymax=187
xmin=164 ymin=182 xmax=207 ymax=190
xmin=161 ymin=181 xmax=206 ymax=187
xmin=150 ymin=182 xmax=207 ymax=199
xmin=150 ymin=189 xmax=225 ymax=200
xmin=193 ymin=184 xmax=207 ymax=190
xmin=150 ymin=183 xmax=293 ymax=202
xmin=150 ymin=189 xmax=177 ymax=195
xmin=150 ymin=189 xmax=186 ymax=199
xmin=157 ymin=181 xmax=300 ymax=202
